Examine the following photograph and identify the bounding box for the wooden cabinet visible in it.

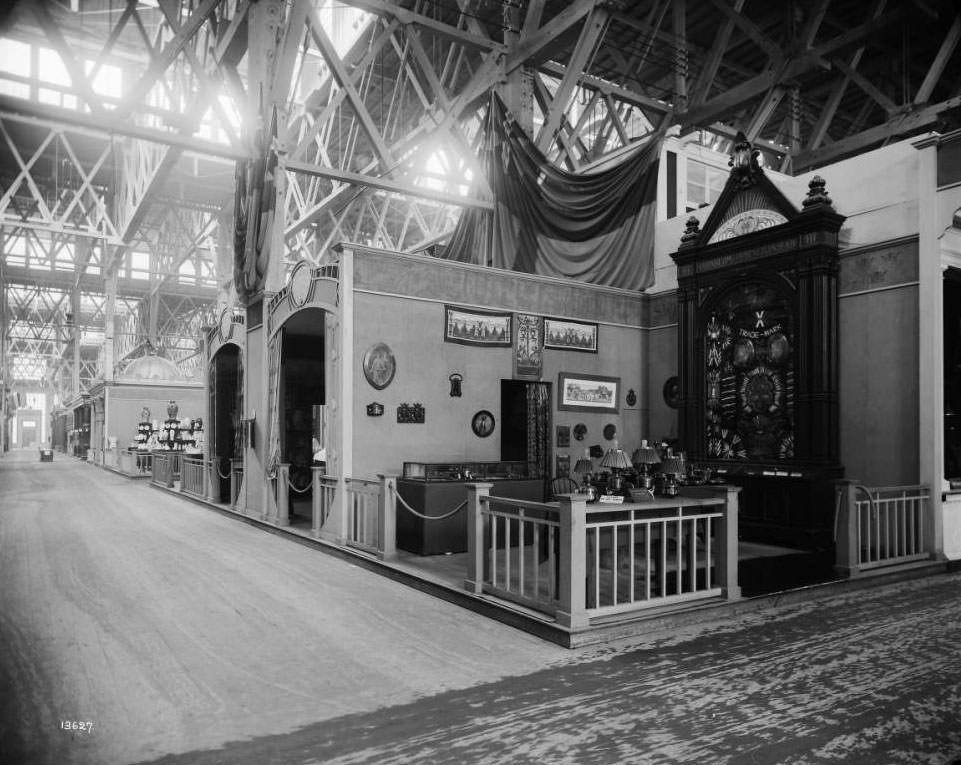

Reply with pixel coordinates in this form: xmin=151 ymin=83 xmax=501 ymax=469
xmin=670 ymin=134 xmax=845 ymax=549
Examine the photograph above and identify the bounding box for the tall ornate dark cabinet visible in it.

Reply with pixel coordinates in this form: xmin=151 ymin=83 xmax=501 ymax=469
xmin=670 ymin=135 xmax=846 ymax=550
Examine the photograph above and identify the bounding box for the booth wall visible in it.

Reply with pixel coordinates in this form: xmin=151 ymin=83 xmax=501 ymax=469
xmin=350 ymin=290 xmax=646 ymax=480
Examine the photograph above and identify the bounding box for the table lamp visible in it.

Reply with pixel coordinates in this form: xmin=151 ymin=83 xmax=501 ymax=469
xmin=631 ymin=439 xmax=661 ymax=490
xmin=659 ymin=453 xmax=687 ymax=497
xmin=600 ymin=442 xmax=632 ymax=492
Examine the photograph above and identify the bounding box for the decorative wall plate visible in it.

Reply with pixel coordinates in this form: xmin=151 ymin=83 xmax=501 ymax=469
xmin=603 ymin=423 xmax=617 ymax=441
xmin=573 ymin=423 xmax=587 ymax=441
xmin=363 ymin=342 xmax=396 ymax=390
xmin=663 ymin=376 xmax=680 ymax=409
xmin=472 ymin=410 xmax=495 ymax=438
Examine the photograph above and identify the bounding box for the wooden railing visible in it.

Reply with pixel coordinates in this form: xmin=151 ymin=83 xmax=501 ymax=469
xmin=466 ymin=484 xmax=741 ymax=629
xmin=181 ymin=455 xmax=206 ymax=498
xmin=230 ymin=459 xmax=244 ymax=509
xmin=835 ymin=481 xmax=932 ymax=576
xmin=345 ymin=477 xmax=382 ymax=554
xmin=308 ymin=472 xmax=395 ymax=559
xmin=151 ymin=451 xmax=176 ymax=488
xmin=312 ymin=469 xmax=337 ymax=535
xmin=118 ymin=449 xmax=136 ymax=474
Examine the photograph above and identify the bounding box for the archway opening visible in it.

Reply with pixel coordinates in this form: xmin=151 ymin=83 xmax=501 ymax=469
xmin=279 ymin=307 xmax=327 ymax=528
xmin=210 ymin=344 xmax=242 ymax=503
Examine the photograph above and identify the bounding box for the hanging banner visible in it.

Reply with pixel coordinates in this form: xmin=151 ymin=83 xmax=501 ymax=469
xmin=513 ymin=313 xmax=543 ymax=379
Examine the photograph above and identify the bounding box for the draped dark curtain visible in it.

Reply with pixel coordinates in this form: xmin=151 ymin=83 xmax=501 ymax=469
xmin=526 ymin=382 xmax=551 ymax=481
xmin=438 ymin=95 xmax=662 ymax=290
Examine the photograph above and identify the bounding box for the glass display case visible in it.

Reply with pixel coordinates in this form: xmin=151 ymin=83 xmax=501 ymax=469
xmin=402 ymin=460 xmax=530 ymax=482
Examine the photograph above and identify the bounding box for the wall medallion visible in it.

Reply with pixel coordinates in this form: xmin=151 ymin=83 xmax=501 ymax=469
xmin=472 ymin=410 xmax=495 ymax=438
xmin=363 ymin=342 xmax=396 ymax=390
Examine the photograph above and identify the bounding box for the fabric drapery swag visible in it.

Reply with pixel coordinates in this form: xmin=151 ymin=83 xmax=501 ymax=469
xmin=439 ymin=95 xmax=662 ymax=291
xmin=265 ymin=330 xmax=283 ymax=478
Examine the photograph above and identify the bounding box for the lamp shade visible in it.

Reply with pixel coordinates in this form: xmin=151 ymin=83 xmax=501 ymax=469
xmin=600 ymin=448 xmax=632 ymax=471
xmin=574 ymin=458 xmax=594 ymax=474
xmin=631 ymin=441 xmax=661 ymax=467
xmin=660 ymin=456 xmax=686 ymax=475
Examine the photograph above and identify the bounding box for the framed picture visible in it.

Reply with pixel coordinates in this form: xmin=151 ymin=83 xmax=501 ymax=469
xmin=544 ymin=319 xmax=598 ymax=353
xmin=556 ymin=454 xmax=571 ymax=478
xmin=471 ymin=410 xmax=496 ymax=438
xmin=363 ymin=342 xmax=396 ymax=390
xmin=558 ymin=372 xmax=620 ymax=413
xmin=445 ymin=305 xmax=512 ymax=346
xmin=556 ymin=425 xmax=571 ymax=448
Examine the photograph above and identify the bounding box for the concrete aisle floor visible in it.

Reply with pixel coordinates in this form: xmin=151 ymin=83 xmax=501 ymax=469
xmin=1 ymin=449 xmax=960 ymax=765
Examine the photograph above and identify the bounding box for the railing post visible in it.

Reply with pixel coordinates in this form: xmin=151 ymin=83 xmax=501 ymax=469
xmin=378 ymin=474 xmax=397 ymax=560
xmin=556 ymin=494 xmax=589 ymax=629
xmin=311 ymin=466 xmax=324 ymax=536
xmin=834 ymin=479 xmax=860 ymax=577
xmin=206 ymin=455 xmax=219 ymax=502
xmin=276 ymin=463 xmax=290 ymax=526
xmin=465 ymin=482 xmax=493 ymax=594
xmin=716 ymin=485 xmax=741 ymax=599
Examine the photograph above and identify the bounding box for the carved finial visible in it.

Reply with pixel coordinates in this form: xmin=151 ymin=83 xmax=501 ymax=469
xmin=680 ymin=216 xmax=701 ymax=246
xmin=728 ymin=131 xmax=761 ymax=187
xmin=802 ymin=175 xmax=833 ymax=210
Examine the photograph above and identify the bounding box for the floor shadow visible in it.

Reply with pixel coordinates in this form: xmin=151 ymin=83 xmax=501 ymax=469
xmin=738 ymin=549 xmax=839 ymax=597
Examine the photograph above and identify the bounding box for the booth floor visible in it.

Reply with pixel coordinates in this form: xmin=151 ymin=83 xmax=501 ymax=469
xmin=2 ymin=448 xmax=960 ymax=765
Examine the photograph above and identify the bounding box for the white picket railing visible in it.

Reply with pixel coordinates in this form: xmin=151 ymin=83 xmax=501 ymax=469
xmin=312 ymin=470 xmax=337 ymax=534
xmin=345 ymin=477 xmax=382 ymax=554
xmin=835 ymin=481 xmax=931 ymax=575
xmin=181 ymin=455 xmax=206 ymax=498
xmin=466 ymin=484 xmax=741 ymax=629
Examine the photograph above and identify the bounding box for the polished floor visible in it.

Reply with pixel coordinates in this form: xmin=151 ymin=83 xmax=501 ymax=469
xmin=1 ymin=448 xmax=960 ymax=764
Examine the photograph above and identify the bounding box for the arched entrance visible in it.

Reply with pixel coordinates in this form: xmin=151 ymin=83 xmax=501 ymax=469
xmin=275 ymin=307 xmax=327 ymax=528
xmin=209 ymin=343 xmax=243 ymax=503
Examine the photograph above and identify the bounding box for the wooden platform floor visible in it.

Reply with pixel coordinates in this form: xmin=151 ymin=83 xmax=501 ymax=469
xmin=2 ymin=449 xmax=959 ymax=764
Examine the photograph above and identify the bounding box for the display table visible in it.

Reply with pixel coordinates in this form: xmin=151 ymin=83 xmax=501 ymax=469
xmin=396 ymin=461 xmax=543 ymax=555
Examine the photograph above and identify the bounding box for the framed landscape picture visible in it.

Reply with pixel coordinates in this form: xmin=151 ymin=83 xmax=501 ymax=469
xmin=557 ymin=372 xmax=620 ymax=413
xmin=444 ymin=305 xmax=512 ymax=347
xmin=544 ymin=319 xmax=598 ymax=353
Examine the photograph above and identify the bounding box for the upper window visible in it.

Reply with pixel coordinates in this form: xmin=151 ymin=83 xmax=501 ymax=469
xmin=687 ymin=160 xmax=726 ymax=212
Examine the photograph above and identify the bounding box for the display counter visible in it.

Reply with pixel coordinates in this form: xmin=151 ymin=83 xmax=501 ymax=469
xmin=397 ymin=461 xmax=544 ymax=555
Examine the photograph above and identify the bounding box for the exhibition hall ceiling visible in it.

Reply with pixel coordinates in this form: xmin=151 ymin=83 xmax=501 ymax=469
xmin=1 ymin=0 xmax=960 ymax=392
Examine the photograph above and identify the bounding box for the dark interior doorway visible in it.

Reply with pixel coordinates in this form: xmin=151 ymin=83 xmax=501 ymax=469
xmin=210 ymin=344 xmax=242 ymax=503
xmin=500 ymin=380 xmax=551 ymax=496
xmin=945 ymin=268 xmax=961 ymax=483
xmin=280 ymin=308 xmax=326 ymax=526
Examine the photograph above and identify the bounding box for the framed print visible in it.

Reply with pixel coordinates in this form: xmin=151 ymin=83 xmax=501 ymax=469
xmin=544 ymin=319 xmax=598 ymax=353
xmin=471 ymin=410 xmax=496 ymax=438
xmin=363 ymin=342 xmax=396 ymax=390
xmin=445 ymin=305 xmax=512 ymax=346
xmin=558 ymin=373 xmax=620 ymax=413
xmin=556 ymin=425 xmax=571 ymax=448
xmin=556 ymin=454 xmax=571 ymax=478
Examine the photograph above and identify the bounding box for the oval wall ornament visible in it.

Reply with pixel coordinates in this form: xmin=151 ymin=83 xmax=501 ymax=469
xmin=219 ymin=307 xmax=233 ymax=341
xmin=288 ymin=260 xmax=313 ymax=308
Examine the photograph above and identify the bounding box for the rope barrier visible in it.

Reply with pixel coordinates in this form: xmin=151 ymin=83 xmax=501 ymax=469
xmin=286 ymin=475 xmax=312 ymax=494
xmin=215 ymin=462 xmax=233 ymax=481
xmin=390 ymin=483 xmax=466 ymax=520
